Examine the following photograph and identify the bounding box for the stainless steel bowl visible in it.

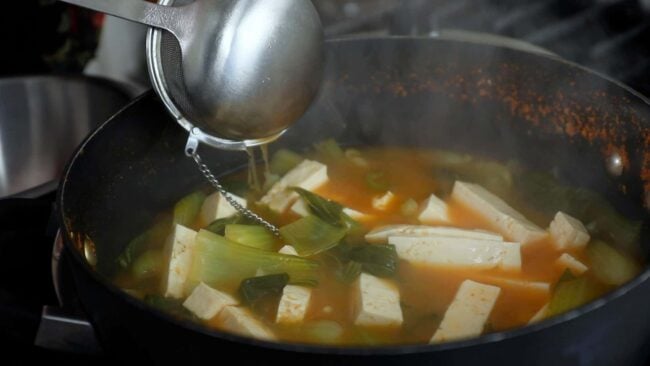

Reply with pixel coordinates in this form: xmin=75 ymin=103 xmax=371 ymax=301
xmin=0 ymin=76 xmax=133 ymax=198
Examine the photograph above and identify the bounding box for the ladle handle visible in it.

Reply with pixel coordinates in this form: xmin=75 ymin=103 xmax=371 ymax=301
xmin=58 ymin=0 xmax=188 ymax=38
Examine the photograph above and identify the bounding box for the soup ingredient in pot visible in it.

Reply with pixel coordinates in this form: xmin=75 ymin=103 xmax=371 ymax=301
xmin=113 ymin=144 xmax=643 ymax=346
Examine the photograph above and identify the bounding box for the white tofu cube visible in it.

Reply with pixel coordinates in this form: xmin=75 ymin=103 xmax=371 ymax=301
xmin=291 ymin=199 xmax=373 ymax=222
xmin=182 ymin=282 xmax=239 ymax=320
xmin=431 ymin=280 xmax=501 ymax=343
xmin=199 ymin=191 xmax=247 ymax=225
xmin=372 ymin=191 xmax=397 ymax=211
xmin=342 ymin=208 xmax=373 ymax=222
xmin=276 ymin=285 xmax=312 ymax=324
xmin=418 ymin=194 xmax=450 ymax=224
xmin=259 ymin=160 xmax=328 ymax=213
xmin=365 ymin=224 xmax=503 ymax=244
xmin=451 ymin=182 xmax=547 ymax=245
xmin=555 ymin=253 xmax=589 ymax=275
xmin=218 ymin=306 xmax=276 ymax=341
xmin=290 ymin=198 xmax=310 ymax=217
xmin=389 ymin=236 xmax=521 ymax=271
xmin=278 ymin=245 xmax=299 ymax=256
xmin=275 ymin=244 xmax=312 ymax=324
xmin=353 ymin=273 xmax=403 ymax=328
xmin=549 ymin=212 xmax=591 ymax=250
xmin=162 ymin=224 xmax=197 ymax=299
xmin=528 ymin=303 xmax=548 ymax=325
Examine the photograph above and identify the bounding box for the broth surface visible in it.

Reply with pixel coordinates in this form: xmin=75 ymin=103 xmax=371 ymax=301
xmin=112 ymin=146 xmax=641 ymax=346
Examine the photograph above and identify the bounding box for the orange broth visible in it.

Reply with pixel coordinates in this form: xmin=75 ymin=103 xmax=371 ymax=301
xmin=114 ymin=146 xmax=625 ymax=346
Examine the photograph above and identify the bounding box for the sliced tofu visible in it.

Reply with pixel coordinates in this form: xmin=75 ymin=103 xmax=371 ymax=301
xmin=549 ymin=212 xmax=591 ymax=250
xmin=451 ymin=181 xmax=547 ymax=245
xmin=162 ymin=224 xmax=198 ymax=299
xmin=475 ymin=276 xmax=550 ymax=295
xmin=290 ymin=198 xmax=311 ymax=217
xmin=182 ymin=282 xmax=239 ymax=320
xmin=218 ymin=306 xmax=276 ymax=341
xmin=275 ymin=244 xmax=312 ymax=324
xmin=291 ymin=199 xmax=372 ymax=222
xmin=342 ymin=207 xmax=373 ymax=222
xmin=278 ymin=245 xmax=299 ymax=256
xmin=372 ymin=191 xmax=397 ymax=211
xmin=276 ymin=285 xmax=312 ymax=324
xmin=365 ymin=224 xmax=503 ymax=244
xmin=528 ymin=303 xmax=548 ymax=325
xmin=353 ymin=273 xmax=403 ymax=328
xmin=418 ymin=194 xmax=450 ymax=224
xmin=431 ymin=280 xmax=501 ymax=343
xmin=556 ymin=253 xmax=589 ymax=275
xmin=389 ymin=236 xmax=521 ymax=271
xmin=199 ymin=191 xmax=247 ymax=225
xmin=259 ymin=160 xmax=328 ymax=213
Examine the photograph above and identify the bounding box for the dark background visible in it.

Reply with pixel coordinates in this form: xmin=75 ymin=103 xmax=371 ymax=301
xmin=1 ymin=1 xmax=101 ymax=76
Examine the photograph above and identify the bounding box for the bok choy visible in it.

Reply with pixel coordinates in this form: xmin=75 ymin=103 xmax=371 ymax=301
xmin=239 ymin=273 xmax=289 ymax=306
xmin=173 ymin=191 xmax=206 ymax=226
xmin=515 ymin=172 xmax=642 ymax=253
xmin=118 ymin=232 xmax=149 ymax=269
xmin=336 ymin=261 xmax=363 ymax=283
xmin=400 ymin=198 xmax=419 ymax=217
xmin=117 ymin=214 xmax=172 ymax=269
xmin=205 ymin=215 xmax=243 ymax=235
xmin=292 ymin=188 xmax=360 ymax=231
xmin=348 ymin=244 xmax=398 ymax=278
xmin=225 ymin=224 xmax=277 ymax=251
xmin=314 ymin=139 xmax=345 ymax=160
xmin=269 ymin=149 xmax=303 ymax=176
xmin=587 ymin=240 xmax=641 ymax=286
xmin=279 ymin=189 xmax=361 ymax=256
xmin=424 ymin=150 xmax=513 ymax=197
xmin=304 ymin=320 xmax=344 ymax=344
xmin=131 ymin=250 xmax=164 ymax=281
xmin=328 ymin=242 xmax=399 ymax=282
xmin=365 ymin=171 xmax=390 ymax=192
xmin=292 ymin=188 xmax=346 ymax=227
xmin=547 ymin=276 xmax=602 ymax=317
xmin=280 ymin=215 xmax=347 ymax=256
xmin=188 ymin=230 xmax=319 ymax=290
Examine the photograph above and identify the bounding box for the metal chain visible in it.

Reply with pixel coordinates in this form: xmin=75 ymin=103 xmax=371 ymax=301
xmin=187 ymin=146 xmax=281 ymax=237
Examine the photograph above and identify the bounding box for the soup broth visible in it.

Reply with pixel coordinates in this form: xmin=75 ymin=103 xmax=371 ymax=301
xmin=113 ymin=143 xmax=642 ymax=346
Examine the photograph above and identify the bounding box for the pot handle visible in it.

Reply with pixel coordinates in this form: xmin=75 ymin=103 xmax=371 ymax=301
xmin=34 ymin=305 xmax=101 ymax=354
xmin=0 ymin=198 xmax=101 ymax=354
xmin=44 ymin=230 xmax=102 ymax=354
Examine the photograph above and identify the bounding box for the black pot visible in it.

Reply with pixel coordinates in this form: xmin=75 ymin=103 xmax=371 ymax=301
xmin=58 ymin=38 xmax=650 ymax=365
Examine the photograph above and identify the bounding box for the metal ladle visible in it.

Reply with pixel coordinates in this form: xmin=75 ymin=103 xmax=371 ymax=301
xmin=60 ymin=0 xmax=324 ymax=150
xmin=60 ymin=0 xmax=325 ymax=234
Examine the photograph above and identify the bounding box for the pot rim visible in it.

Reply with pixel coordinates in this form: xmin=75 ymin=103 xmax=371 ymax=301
xmin=58 ymin=36 xmax=650 ymax=355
